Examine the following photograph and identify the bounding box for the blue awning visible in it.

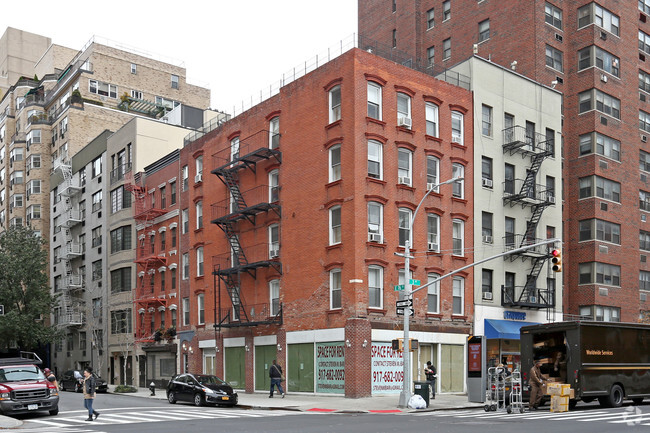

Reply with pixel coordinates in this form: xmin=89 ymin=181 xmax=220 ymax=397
xmin=484 ymin=319 xmax=538 ymax=340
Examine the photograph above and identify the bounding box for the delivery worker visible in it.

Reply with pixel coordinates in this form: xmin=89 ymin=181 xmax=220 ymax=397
xmin=529 ymin=358 xmax=545 ymax=410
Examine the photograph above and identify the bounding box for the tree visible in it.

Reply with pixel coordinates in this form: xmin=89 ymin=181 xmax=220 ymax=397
xmin=0 ymin=226 xmax=60 ymax=350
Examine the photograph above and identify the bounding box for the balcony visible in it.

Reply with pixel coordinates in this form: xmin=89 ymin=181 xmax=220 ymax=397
xmin=503 ymin=181 xmax=555 ymax=207
xmin=63 ymin=273 xmax=84 ymax=289
xmin=217 ymin=302 xmax=282 ymax=328
xmin=58 ymin=310 xmax=85 ymax=326
xmin=60 ymin=179 xmax=82 ymax=197
xmin=210 ymin=184 xmax=280 ymax=225
xmin=60 ymin=209 xmax=82 ymax=227
xmin=212 ymin=242 xmax=282 ymax=276
xmin=211 ymin=130 xmax=281 ymax=174
xmin=63 ymin=242 xmax=82 ymax=259
xmin=45 ymin=59 xmax=93 ymax=105
xmin=503 ymin=235 xmax=552 ymax=258
xmin=502 ymin=126 xmax=553 ymax=156
xmin=502 ymin=286 xmax=555 ymax=309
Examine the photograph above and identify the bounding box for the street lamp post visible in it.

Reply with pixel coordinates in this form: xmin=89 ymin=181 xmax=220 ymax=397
xmin=397 ymin=177 xmax=462 ymax=408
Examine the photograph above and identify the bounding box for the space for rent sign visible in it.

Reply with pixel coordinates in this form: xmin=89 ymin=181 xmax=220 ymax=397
xmin=316 ymin=342 xmax=345 ymax=394
xmin=371 ymin=342 xmax=404 ymax=394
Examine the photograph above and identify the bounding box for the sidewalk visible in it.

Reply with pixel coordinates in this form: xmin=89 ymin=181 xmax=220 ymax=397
xmin=0 ymin=386 xmax=483 ymax=428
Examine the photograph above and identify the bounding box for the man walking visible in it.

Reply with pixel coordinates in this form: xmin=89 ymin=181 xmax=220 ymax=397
xmin=269 ymin=359 xmax=285 ymax=398
xmin=529 ymin=358 xmax=545 ymax=411
xmin=82 ymin=367 xmax=100 ymax=421
xmin=424 ymin=361 xmax=437 ymax=399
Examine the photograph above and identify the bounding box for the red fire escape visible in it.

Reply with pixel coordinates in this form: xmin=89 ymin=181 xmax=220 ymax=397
xmin=126 ymin=173 xmax=167 ymax=342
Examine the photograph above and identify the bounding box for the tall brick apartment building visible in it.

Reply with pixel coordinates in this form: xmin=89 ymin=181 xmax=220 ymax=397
xmin=359 ymin=1 xmax=649 ymax=322
xmin=137 ymin=47 xmax=474 ymax=397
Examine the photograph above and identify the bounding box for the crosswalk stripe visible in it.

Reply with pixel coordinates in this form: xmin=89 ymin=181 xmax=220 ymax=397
xmin=609 ymin=414 xmax=650 ymax=424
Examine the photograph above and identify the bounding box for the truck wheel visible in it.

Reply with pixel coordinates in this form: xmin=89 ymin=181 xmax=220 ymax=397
xmin=633 ymin=398 xmax=644 ymax=405
xmin=605 ymin=385 xmax=624 ymax=408
xmin=484 ymin=405 xmax=490 ymax=412
xmin=49 ymin=408 xmax=59 ymax=416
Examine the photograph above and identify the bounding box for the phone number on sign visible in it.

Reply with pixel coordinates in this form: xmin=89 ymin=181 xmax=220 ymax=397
xmin=373 ymin=370 xmax=404 ymax=383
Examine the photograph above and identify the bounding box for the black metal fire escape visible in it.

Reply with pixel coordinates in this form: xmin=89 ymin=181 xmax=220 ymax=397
xmin=502 ymin=125 xmax=557 ymax=309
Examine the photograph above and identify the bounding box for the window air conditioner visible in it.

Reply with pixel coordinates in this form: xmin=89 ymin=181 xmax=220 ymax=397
xmin=195 ymin=173 xmax=202 ymax=183
xmin=428 ymin=242 xmax=438 ymax=251
xmin=600 ymin=74 xmax=608 ymax=83
xmin=368 ymin=233 xmax=383 ymax=243
xmin=452 ymin=135 xmax=462 ymax=143
xmin=482 ymin=235 xmax=493 ymax=244
xmin=547 ymin=195 xmax=556 ymax=204
xmin=398 ymin=176 xmax=411 ymax=186
xmin=482 ymin=178 xmax=493 ymax=188
xmin=482 ymin=292 xmax=493 ymax=300
xmin=398 ymin=117 xmax=412 ymax=128
xmin=269 ymin=249 xmax=279 ymax=259
xmin=426 ymin=182 xmax=438 ymax=191
xmin=643 ymin=135 xmax=648 ymax=143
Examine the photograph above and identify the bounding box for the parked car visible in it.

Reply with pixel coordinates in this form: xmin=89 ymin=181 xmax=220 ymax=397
xmin=0 ymin=353 xmax=59 ymax=416
xmin=59 ymin=370 xmax=108 ymax=393
xmin=167 ymin=373 xmax=238 ymax=407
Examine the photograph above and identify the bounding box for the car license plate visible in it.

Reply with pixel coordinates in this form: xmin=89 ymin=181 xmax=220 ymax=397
xmin=222 ymin=396 xmax=229 ymax=401
xmin=27 ymin=404 xmax=38 ymax=410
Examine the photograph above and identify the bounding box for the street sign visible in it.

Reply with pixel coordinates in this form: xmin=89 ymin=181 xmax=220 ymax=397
xmin=396 ymin=307 xmax=414 ymax=316
xmin=396 ymin=299 xmax=413 ymax=308
xmin=394 ymin=284 xmax=405 ymax=291
xmin=409 ymin=279 xmax=421 ymax=285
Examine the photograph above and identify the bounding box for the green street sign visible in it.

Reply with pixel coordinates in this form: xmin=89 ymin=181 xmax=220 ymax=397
xmin=409 ymin=279 xmax=421 ymax=285
xmin=394 ymin=285 xmax=405 ymax=291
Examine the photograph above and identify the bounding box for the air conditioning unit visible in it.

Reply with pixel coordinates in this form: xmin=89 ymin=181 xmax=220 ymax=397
xmin=482 ymin=292 xmax=493 ymax=300
xmin=482 ymin=235 xmax=493 ymax=244
xmin=398 ymin=117 xmax=412 ymax=128
xmin=269 ymin=249 xmax=279 ymax=259
xmin=428 ymin=242 xmax=438 ymax=251
xmin=482 ymin=178 xmax=493 ymax=188
xmin=426 ymin=183 xmax=437 ymax=191
xmin=195 ymin=173 xmax=202 ymax=183
xmin=600 ymin=74 xmax=608 ymax=83
xmin=643 ymin=135 xmax=648 ymax=143
xmin=398 ymin=176 xmax=411 ymax=186
xmin=547 ymin=195 xmax=556 ymax=204
xmin=452 ymin=135 xmax=462 ymax=143
xmin=368 ymin=233 xmax=383 ymax=243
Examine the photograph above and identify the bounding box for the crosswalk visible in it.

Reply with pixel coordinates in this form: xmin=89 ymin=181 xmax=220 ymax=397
xmin=409 ymin=406 xmax=650 ymax=426
xmin=22 ymin=407 xmax=300 ymax=430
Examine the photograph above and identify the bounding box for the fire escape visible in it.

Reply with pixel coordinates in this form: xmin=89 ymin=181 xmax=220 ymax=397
xmin=210 ymin=130 xmax=282 ymax=327
xmin=126 ymin=173 xmax=167 ymax=342
xmin=53 ymin=153 xmax=84 ymax=326
xmin=501 ymin=125 xmax=557 ymax=310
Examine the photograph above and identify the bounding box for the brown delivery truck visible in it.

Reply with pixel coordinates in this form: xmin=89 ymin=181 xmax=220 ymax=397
xmin=520 ymin=321 xmax=650 ymax=408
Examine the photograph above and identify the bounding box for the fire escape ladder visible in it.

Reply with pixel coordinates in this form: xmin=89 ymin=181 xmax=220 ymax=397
xmin=221 ymin=273 xmax=249 ymax=323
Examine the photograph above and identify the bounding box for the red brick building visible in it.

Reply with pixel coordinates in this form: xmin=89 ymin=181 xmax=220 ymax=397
xmin=359 ymin=0 xmax=649 ymax=322
xmin=169 ymin=48 xmax=474 ymax=397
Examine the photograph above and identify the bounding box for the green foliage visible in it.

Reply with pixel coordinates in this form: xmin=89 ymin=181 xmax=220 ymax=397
xmin=114 ymin=385 xmax=137 ymax=393
xmin=0 ymin=226 xmax=61 ymax=350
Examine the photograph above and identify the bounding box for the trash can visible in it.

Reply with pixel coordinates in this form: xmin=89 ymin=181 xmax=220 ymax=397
xmin=413 ymin=381 xmax=430 ymax=407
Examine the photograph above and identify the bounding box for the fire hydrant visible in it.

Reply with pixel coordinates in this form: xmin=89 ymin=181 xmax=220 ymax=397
xmin=149 ymin=381 xmax=155 ymax=396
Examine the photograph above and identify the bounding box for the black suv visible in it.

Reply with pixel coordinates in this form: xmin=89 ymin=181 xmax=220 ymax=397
xmin=59 ymin=370 xmax=108 ymax=393
xmin=0 ymin=352 xmax=59 ymax=416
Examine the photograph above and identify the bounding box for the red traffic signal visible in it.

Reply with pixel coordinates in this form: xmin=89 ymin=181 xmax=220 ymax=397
xmin=551 ymin=249 xmax=562 ymax=272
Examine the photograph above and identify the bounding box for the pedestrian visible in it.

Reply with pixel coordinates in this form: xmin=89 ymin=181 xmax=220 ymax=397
xmin=269 ymin=359 xmax=285 ymax=398
xmin=424 ymin=361 xmax=436 ymax=399
xmin=529 ymin=358 xmax=546 ymax=411
xmin=43 ymin=368 xmax=59 ymax=390
xmin=82 ymin=367 xmax=100 ymax=421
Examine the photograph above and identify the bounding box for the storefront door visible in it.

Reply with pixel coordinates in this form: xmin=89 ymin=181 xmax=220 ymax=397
xmin=224 ymin=346 xmax=246 ymax=389
xmin=287 ymin=343 xmax=314 ymax=392
xmin=255 ymin=345 xmax=276 ymax=391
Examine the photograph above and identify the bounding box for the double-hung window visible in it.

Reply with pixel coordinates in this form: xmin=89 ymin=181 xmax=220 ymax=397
xmin=452 ymin=219 xmax=464 ymax=256
xmin=545 ymin=2 xmax=563 ymax=29
xmin=425 ymin=103 xmax=439 ymax=137
xmin=329 ymin=205 xmax=341 ymax=245
xmin=397 ymin=93 xmax=411 ymax=127
xmin=452 ymin=277 xmax=464 ymax=315
xmin=329 ymin=85 xmax=341 ymax=123
xmin=451 ymin=111 xmax=464 ymax=144
xmin=368 ymin=140 xmax=382 ymax=179
xmin=427 ymin=156 xmax=439 ymax=191
xmin=367 ymin=82 xmax=382 ymax=120
xmin=269 ymin=116 xmax=280 ymax=149
xmin=196 ymin=201 xmax=203 ymax=229
xmin=481 ymin=105 xmax=493 ymax=136
xmin=398 ymin=208 xmax=412 ymax=247
xmin=427 ymin=214 xmax=439 ymax=252
xmin=197 ymin=247 xmax=204 ymax=277
xmin=270 ymin=280 xmax=280 ymax=315
xmin=368 ymin=202 xmax=383 ymax=243
xmin=397 ymin=149 xmax=412 ymax=186
xmin=329 ymin=144 xmax=341 ymax=182
xmin=545 ymin=45 xmax=563 ymax=72
xmin=330 ymin=270 xmax=341 ymax=310
xmin=478 ymin=19 xmax=490 ymax=42
xmin=452 ymin=163 xmax=464 ymax=198
xmin=368 ymin=266 xmax=383 ymax=308
xmin=427 ymin=273 xmax=440 ymax=313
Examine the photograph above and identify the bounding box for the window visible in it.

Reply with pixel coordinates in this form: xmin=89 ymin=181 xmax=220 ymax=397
xmin=368 ymin=201 xmax=383 ymax=242
xmin=329 ymin=85 xmax=341 ymax=123
xmin=641 ymin=110 xmax=650 ymax=133
xmin=27 ymin=179 xmax=41 ymax=196
xmin=92 ymin=226 xmax=102 ymax=247
xmin=578 ymin=46 xmax=619 ymax=77
xmin=642 ymin=190 xmax=650 ymax=212
xmin=171 ymin=226 xmax=177 ymax=248
xmin=426 ymin=156 xmax=439 ymax=191
xmin=478 ymin=19 xmax=490 ymax=42
xmin=171 ymin=267 xmax=177 ymax=290
xmin=482 ymin=156 xmax=493 ymax=186
xmin=368 ymin=266 xmax=383 ymax=308
xmin=170 ymin=181 xmax=177 ymax=205
xmin=425 ymin=103 xmax=439 ymax=136
xmin=131 ymin=63 xmax=137 ymax=74
xmin=452 ymin=163 xmax=464 ymax=198
xmin=330 ymin=269 xmax=342 ymax=309
xmin=89 ymin=80 xmax=117 ymax=98
xmin=26 ymin=130 xmax=40 ymax=146
xmin=182 ymin=253 xmax=189 ymax=280
xmin=196 ymin=201 xmax=203 ymax=229
xmin=452 ymin=277 xmax=464 ymax=315
xmin=578 ymin=3 xmax=619 ymax=36
xmin=642 ymin=0 xmax=650 ymax=15
xmin=110 ymin=225 xmax=132 ymax=253
xmin=482 ymin=269 xmax=493 ymax=296
xmin=427 ymin=46 xmax=435 ymax=67
xmin=92 ymin=157 xmax=102 ymax=177
xmin=579 ymin=262 xmax=621 ymax=286
xmin=579 ymin=132 xmax=620 ymax=160
xmin=451 ymin=111 xmax=463 ymax=144
xmin=110 ymin=267 xmax=132 ymax=293
xmin=398 ymin=208 xmax=412 ymax=247
xmin=329 ymin=144 xmax=341 ymax=182
xmin=160 ymin=186 xmax=166 ymax=209
xmin=269 ymin=169 xmax=279 ymax=202
xmin=182 ymin=165 xmax=188 ymax=191
xmin=92 ymin=260 xmax=102 ymax=281
xmin=10 ymin=171 xmax=23 ymax=186
xmin=329 ymin=205 xmax=341 ymax=245
xmin=397 ymin=92 xmax=411 ymax=126
xmin=28 ymin=154 xmax=41 ymax=170
xmin=578 ymin=89 xmax=620 ymax=119
xmin=131 ymin=89 xmax=142 ymax=99
xmin=197 ymin=246 xmax=204 ymax=277
xmin=481 ymin=105 xmax=492 ymax=136
xmin=171 ymin=75 xmax=179 ymax=89
xmin=397 ymin=148 xmax=412 ymax=185
xmin=427 ymin=8 xmax=435 ymax=29
xmin=268 ymin=224 xmax=279 ymax=257
xmin=427 ymin=273 xmax=440 ymax=313
xmin=443 ymin=0 xmax=450 ymax=21
xmin=482 ymin=212 xmax=493 ymax=240
xmin=231 ymin=136 xmax=240 ymax=162
xmin=641 ymin=70 xmax=650 ymax=94
xmin=546 ymin=176 xmax=556 ymax=202
xmin=579 ymin=218 xmax=620 ymax=244
xmin=26 ymin=204 xmax=40 ymax=221
xmin=91 ymin=191 xmax=103 ymax=212
xmin=545 ymin=2 xmax=563 ymax=29
xmin=270 ymin=279 xmax=280 ymax=316
xmin=9 ymin=147 xmax=23 ymax=163
xmin=269 ymin=116 xmax=280 ymax=149
xmin=641 ymin=270 xmax=650 ymax=291
xmin=182 ymin=209 xmax=189 ymax=234
xmin=110 ymin=185 xmax=132 ymax=213
xmin=367 ymin=140 xmax=382 ymax=179
xmin=110 ymin=310 xmax=131 ymax=334
xmin=182 ymin=297 xmax=190 ymax=326
xmin=367 ymin=82 xmax=382 ymax=120
xmin=443 ymin=38 xmax=451 ymax=60
xmin=642 ymin=150 xmax=650 ymax=172
xmin=545 ymin=45 xmax=563 ymax=72
xmin=11 ymin=194 xmax=23 ymax=208
xmin=452 ymin=219 xmax=464 ymax=256
xmin=579 ymin=175 xmax=620 ymax=202
xmin=427 ymin=213 xmax=440 ymax=252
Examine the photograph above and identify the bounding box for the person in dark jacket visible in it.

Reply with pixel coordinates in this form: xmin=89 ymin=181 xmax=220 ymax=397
xmin=424 ymin=361 xmax=437 ymax=399
xmin=82 ymin=367 xmax=100 ymax=421
xmin=269 ymin=359 xmax=285 ymax=398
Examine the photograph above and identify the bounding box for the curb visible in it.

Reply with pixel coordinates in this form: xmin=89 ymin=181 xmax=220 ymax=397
xmin=0 ymin=415 xmax=23 ymax=428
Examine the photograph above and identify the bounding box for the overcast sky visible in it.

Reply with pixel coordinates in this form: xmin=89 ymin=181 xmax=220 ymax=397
xmin=1 ymin=1 xmax=358 ymax=114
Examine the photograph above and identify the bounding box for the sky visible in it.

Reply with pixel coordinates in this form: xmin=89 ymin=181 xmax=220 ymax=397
xmin=0 ymin=0 xmax=358 ymax=115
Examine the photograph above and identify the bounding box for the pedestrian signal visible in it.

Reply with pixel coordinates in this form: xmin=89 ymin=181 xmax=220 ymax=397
xmin=551 ymin=249 xmax=562 ymax=272
xmin=392 ymin=339 xmax=404 ymax=352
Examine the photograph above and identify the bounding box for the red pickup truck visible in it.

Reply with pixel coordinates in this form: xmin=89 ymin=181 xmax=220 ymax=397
xmin=0 ymin=352 xmax=59 ymax=416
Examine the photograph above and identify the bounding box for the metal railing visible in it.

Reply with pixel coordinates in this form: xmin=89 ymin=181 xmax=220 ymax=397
xmin=210 ymin=184 xmax=278 ymax=220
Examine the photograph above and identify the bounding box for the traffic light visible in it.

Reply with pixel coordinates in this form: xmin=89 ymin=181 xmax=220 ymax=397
xmin=551 ymin=249 xmax=562 ymax=272
xmin=409 ymin=339 xmax=419 ymax=351
xmin=392 ymin=338 xmax=404 ymax=352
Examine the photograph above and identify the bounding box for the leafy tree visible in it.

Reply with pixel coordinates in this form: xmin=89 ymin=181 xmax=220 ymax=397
xmin=0 ymin=226 xmax=60 ymax=350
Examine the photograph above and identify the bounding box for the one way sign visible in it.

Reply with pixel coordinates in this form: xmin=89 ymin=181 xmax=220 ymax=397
xmin=396 ymin=307 xmax=414 ymax=316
